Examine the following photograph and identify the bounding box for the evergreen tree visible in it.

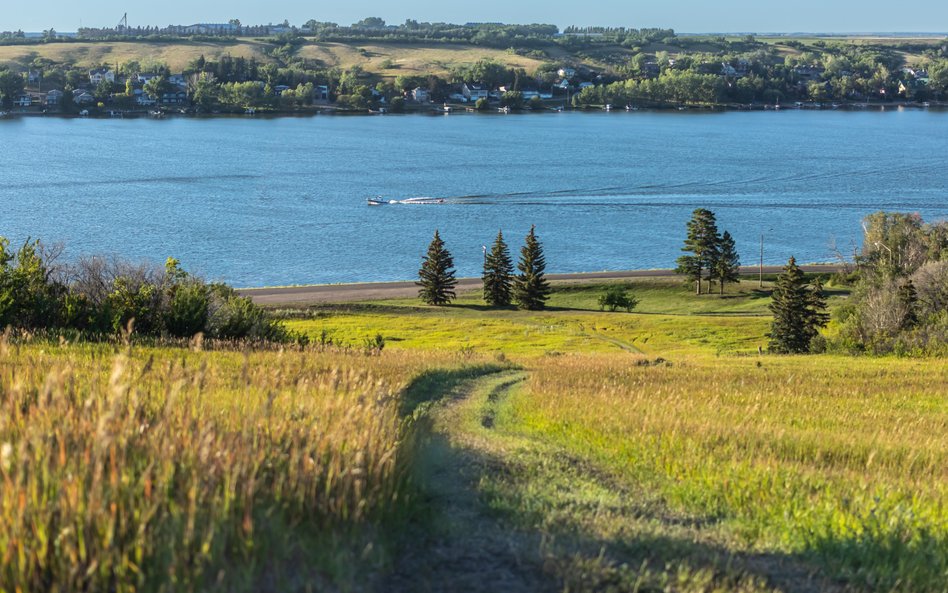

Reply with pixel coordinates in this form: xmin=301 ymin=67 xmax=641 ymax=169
xmin=417 ymin=230 xmax=457 ymax=306
xmin=714 ymin=230 xmax=741 ymax=294
xmin=482 ymin=230 xmax=513 ymax=306
xmin=675 ymin=208 xmax=720 ymax=295
xmin=897 ymin=279 xmax=919 ymax=329
xmin=768 ymin=257 xmax=829 ymax=353
xmin=513 ymin=225 xmax=551 ymax=311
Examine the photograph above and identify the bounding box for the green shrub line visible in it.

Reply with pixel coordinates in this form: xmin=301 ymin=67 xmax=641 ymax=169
xmin=0 ymin=237 xmax=295 ymax=343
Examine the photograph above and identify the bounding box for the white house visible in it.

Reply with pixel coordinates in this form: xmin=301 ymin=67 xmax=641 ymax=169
xmin=13 ymin=95 xmax=33 ymax=107
xmin=558 ymin=68 xmax=576 ymax=79
xmin=89 ymin=68 xmax=115 ymax=85
xmin=412 ymin=87 xmax=429 ymax=102
xmin=74 ymin=92 xmax=96 ymax=105
xmin=462 ymin=83 xmax=490 ymax=101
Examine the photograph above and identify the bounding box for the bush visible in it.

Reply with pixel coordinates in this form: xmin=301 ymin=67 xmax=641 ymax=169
xmin=105 ymin=276 xmax=161 ymax=334
xmin=0 ymin=235 xmax=292 ymax=344
xmin=598 ymin=285 xmax=639 ymax=312
xmin=475 ymin=97 xmax=490 ymax=111
xmin=207 ymin=287 xmax=287 ymax=341
xmin=166 ymin=282 xmax=210 ymax=338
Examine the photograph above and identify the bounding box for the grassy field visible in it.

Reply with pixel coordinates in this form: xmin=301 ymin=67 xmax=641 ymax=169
xmin=296 ymin=42 xmax=553 ymax=78
xmin=2 ymin=35 xmax=940 ymax=81
xmin=0 ymin=339 xmax=494 ymax=591
xmin=2 ymin=276 xmax=946 ymax=591
xmin=0 ymin=40 xmax=274 ymax=72
xmin=0 ymin=39 xmax=557 ymax=76
xmin=280 ymin=278 xmax=844 ymax=358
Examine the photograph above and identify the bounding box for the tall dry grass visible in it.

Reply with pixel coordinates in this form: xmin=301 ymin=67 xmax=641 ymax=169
xmin=0 ymin=340 xmax=452 ymax=592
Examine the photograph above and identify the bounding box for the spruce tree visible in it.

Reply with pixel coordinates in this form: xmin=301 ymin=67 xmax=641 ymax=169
xmin=675 ymin=208 xmax=720 ymax=295
xmin=483 ymin=230 xmax=514 ymax=306
xmin=417 ymin=230 xmax=457 ymax=306
xmin=714 ymin=230 xmax=741 ymax=294
xmin=513 ymin=225 xmax=551 ymax=311
xmin=897 ymin=279 xmax=919 ymax=329
xmin=768 ymin=256 xmax=828 ymax=353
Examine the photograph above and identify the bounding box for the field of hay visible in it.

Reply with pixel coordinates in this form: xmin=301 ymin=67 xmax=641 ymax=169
xmin=0 ymin=39 xmax=556 ymax=77
xmin=0 ymin=40 xmax=274 ymax=71
xmin=2 ymin=277 xmax=946 ymax=591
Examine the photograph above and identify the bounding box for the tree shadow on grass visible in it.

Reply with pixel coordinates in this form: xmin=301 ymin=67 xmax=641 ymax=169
xmin=385 ymin=423 xmax=861 ymax=593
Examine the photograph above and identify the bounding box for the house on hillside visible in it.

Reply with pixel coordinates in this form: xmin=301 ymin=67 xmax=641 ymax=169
xmin=45 ymin=89 xmax=63 ymax=105
xmin=89 ymin=68 xmax=115 ymax=85
xmin=412 ymin=87 xmax=430 ymax=102
xmin=74 ymin=92 xmax=95 ymax=105
xmin=793 ymin=65 xmax=824 ymax=82
xmin=134 ymin=73 xmax=160 ymax=84
xmin=462 ymin=83 xmax=490 ymax=101
xmin=160 ymin=90 xmax=188 ymax=105
xmin=13 ymin=95 xmax=33 ymax=107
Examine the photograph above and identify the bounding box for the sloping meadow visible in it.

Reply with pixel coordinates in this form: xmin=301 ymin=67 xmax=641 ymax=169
xmin=0 ymin=339 xmax=469 ymax=592
xmin=512 ymin=353 xmax=948 ymax=591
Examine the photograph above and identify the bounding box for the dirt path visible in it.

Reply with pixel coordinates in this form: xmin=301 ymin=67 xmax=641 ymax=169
xmin=384 ymin=369 xmax=850 ymax=593
xmin=385 ymin=371 xmax=555 ymax=593
xmin=239 ymin=265 xmax=841 ymax=306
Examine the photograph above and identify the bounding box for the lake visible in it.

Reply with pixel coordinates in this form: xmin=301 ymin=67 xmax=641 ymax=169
xmin=2 ymin=110 xmax=947 ymax=286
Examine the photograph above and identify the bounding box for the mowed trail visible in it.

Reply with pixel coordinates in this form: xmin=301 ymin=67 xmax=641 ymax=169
xmin=384 ymin=369 xmax=848 ymax=593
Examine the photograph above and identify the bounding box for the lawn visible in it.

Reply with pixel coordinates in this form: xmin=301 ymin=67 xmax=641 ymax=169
xmin=282 ymin=277 xmax=844 ymax=358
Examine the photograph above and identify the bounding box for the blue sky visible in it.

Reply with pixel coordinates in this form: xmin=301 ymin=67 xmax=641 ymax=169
xmin=3 ymin=0 xmax=947 ymax=33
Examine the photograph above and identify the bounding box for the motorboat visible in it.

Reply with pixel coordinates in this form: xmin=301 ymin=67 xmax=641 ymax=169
xmin=366 ymin=197 xmax=386 ymax=206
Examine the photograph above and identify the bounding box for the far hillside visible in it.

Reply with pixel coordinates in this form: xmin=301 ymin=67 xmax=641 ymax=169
xmin=1 ymin=22 xmax=946 ymax=114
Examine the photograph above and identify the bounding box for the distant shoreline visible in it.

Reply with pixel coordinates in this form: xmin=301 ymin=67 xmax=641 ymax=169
xmin=2 ymin=101 xmax=944 ymax=121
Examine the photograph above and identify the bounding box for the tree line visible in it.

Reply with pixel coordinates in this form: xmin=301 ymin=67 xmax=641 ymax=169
xmin=0 ymin=237 xmax=292 ymax=343
xmin=834 ymin=212 xmax=948 ymax=355
xmin=417 ymin=227 xmax=551 ymax=310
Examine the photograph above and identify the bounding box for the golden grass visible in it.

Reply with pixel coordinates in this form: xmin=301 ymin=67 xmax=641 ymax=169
xmin=0 ymin=340 xmax=464 ymax=591
xmin=295 ymin=42 xmax=551 ymax=77
xmin=0 ymin=40 xmax=273 ymax=71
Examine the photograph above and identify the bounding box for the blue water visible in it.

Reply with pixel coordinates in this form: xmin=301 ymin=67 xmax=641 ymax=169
xmin=2 ymin=110 xmax=947 ymax=286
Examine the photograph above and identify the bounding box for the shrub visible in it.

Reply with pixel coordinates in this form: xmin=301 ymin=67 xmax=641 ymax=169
xmin=166 ymin=282 xmax=210 ymax=338
xmin=597 ymin=285 xmax=639 ymax=312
